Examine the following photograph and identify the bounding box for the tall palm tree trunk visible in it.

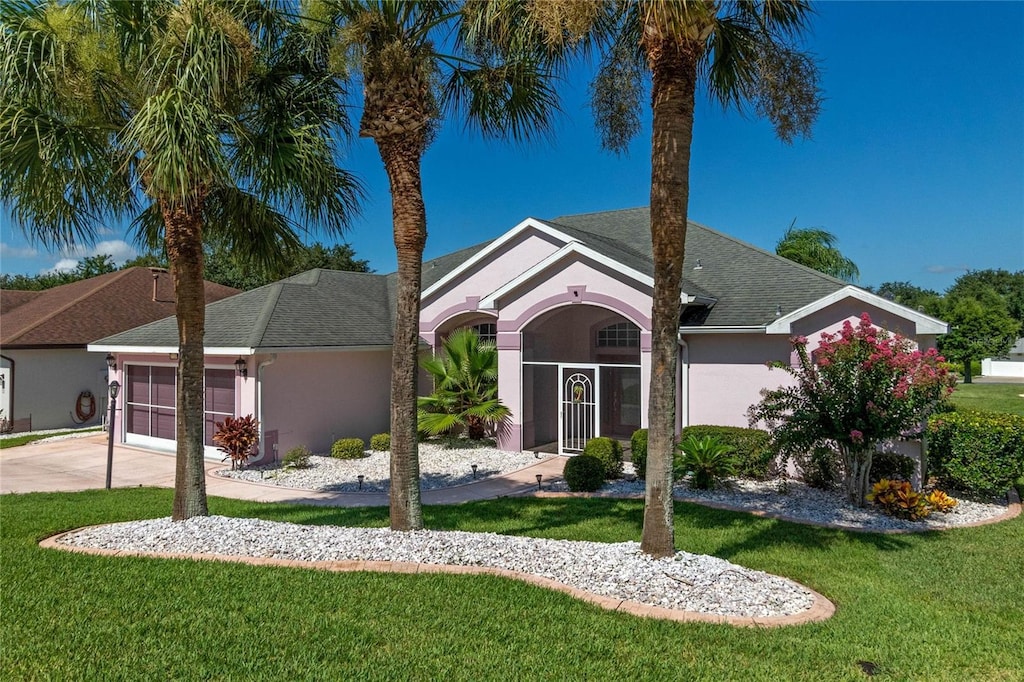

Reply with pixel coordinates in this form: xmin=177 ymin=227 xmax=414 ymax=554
xmin=164 ymin=199 xmax=210 ymax=521
xmin=641 ymin=28 xmax=699 ymax=558
xmin=378 ymin=136 xmax=426 ymax=531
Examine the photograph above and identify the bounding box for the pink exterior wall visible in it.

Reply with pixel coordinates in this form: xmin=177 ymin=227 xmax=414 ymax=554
xmin=259 ymin=349 xmax=391 ymax=457
xmin=792 ymin=300 xmax=923 ymax=350
xmin=684 ymin=335 xmax=796 ymax=428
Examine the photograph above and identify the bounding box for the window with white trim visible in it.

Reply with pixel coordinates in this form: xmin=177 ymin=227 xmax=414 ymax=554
xmin=472 ymin=322 xmax=497 ymax=344
xmin=596 ymin=322 xmax=639 ymax=348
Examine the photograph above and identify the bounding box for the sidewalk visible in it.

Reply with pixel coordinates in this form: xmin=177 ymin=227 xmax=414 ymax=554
xmin=0 ymin=434 xmax=567 ymax=506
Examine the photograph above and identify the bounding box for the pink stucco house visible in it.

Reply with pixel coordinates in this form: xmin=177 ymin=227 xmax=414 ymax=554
xmin=90 ymin=208 xmax=947 ymax=461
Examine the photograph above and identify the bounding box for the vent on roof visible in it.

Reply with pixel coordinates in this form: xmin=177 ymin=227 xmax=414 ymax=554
xmin=775 ymin=304 xmax=783 ymax=317
xmin=693 ymin=259 xmax=703 ymax=270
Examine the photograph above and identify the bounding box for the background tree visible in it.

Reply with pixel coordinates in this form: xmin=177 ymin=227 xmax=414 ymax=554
xmin=936 ymin=289 xmax=1020 ymax=383
xmin=946 ymin=269 xmax=1024 ymax=329
xmin=871 ymin=281 xmax=941 ymax=313
xmin=775 ymin=220 xmax=859 ymax=281
xmin=0 ymin=254 xmax=116 ymax=290
xmin=528 ymin=1 xmax=821 ymax=556
xmin=1 ymin=0 xmax=361 ymax=519
xmin=311 ymin=0 xmax=560 ymax=531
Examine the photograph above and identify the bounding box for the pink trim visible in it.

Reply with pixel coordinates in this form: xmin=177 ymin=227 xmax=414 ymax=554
xmin=497 ymin=292 xmax=651 ymax=333
xmin=496 ymin=332 xmax=521 ymax=350
xmin=498 ymin=423 xmax=522 ymax=451
xmin=640 ymin=332 xmax=652 ymax=352
xmin=420 ymin=297 xmax=491 ymax=332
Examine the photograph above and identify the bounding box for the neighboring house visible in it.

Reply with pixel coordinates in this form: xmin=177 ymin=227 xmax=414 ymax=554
xmin=91 ymin=208 xmax=947 ymax=461
xmin=981 ymin=337 xmax=1024 ymax=378
xmin=1 ymin=268 xmax=237 ymax=432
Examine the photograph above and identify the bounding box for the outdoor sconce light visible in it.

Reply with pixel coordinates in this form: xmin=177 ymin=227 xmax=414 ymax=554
xmin=105 ymin=353 xmax=116 ymax=371
xmin=536 ymin=474 xmax=543 ymax=490
xmin=471 ymin=464 xmax=478 ymax=479
xmin=234 ymin=357 xmax=247 ymax=378
xmin=357 ymin=475 xmax=364 ymax=490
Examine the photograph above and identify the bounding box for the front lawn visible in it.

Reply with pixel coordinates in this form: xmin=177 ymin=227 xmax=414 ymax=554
xmin=949 ymin=382 xmax=1024 ymax=415
xmin=2 ymin=490 xmax=1022 ymax=680
xmin=0 ymin=427 xmax=102 ymax=449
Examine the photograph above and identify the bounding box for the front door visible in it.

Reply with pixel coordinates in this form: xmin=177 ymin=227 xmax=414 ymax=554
xmin=559 ymin=366 xmax=598 ymax=455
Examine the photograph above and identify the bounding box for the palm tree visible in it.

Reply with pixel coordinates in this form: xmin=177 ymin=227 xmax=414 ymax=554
xmin=776 ymin=220 xmax=859 ymax=281
xmin=525 ymin=1 xmax=821 ymax=556
xmin=418 ymin=328 xmax=510 ymax=441
xmin=0 ymin=0 xmax=361 ymax=520
xmin=310 ymin=0 xmax=560 ymax=530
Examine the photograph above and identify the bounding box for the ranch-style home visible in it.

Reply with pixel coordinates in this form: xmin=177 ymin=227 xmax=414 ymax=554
xmin=90 ymin=207 xmax=947 ymax=462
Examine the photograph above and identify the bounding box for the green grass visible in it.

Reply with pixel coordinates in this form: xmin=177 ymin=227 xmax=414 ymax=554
xmin=0 ymin=427 xmax=102 ymax=449
xmin=3 ymin=490 xmax=1023 ymax=680
xmin=950 ymin=383 xmax=1024 ymax=415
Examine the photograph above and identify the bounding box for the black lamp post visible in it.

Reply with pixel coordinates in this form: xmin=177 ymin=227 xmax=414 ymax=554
xmin=105 ymin=380 xmax=120 ymax=490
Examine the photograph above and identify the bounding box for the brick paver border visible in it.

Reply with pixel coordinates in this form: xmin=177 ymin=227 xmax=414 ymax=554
xmin=40 ymin=528 xmax=835 ymax=628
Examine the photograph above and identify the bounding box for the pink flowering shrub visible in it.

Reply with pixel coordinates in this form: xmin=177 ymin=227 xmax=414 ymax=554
xmin=749 ymin=314 xmax=955 ymax=506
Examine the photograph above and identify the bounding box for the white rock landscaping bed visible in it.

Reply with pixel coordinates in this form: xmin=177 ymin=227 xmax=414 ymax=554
xmin=217 ymin=442 xmax=552 ymax=492
xmin=547 ymin=474 xmax=1011 ymax=532
xmin=55 ymin=515 xmax=816 ymax=619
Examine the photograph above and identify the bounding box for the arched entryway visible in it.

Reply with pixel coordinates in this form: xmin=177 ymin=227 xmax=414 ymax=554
xmin=521 ymin=305 xmax=642 ymax=454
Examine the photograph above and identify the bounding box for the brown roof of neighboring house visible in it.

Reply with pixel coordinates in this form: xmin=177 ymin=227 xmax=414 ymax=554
xmin=0 ymin=289 xmax=43 ymax=315
xmin=0 ymin=268 xmax=238 ymax=348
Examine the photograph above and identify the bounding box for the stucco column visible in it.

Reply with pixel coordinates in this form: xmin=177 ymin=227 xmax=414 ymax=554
xmin=496 ymin=331 xmax=522 ymax=451
xmin=640 ymin=332 xmax=652 ymax=430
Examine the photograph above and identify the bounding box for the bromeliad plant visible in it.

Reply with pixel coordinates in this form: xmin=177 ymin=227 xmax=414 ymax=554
xmin=418 ymin=328 xmax=510 ymax=441
xmin=212 ymin=415 xmax=260 ymax=470
xmin=867 ymin=479 xmax=959 ymax=520
xmin=750 ymin=313 xmax=956 ymax=507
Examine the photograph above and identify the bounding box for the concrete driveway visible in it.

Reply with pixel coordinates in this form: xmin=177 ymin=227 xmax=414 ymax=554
xmin=0 ymin=434 xmax=566 ymax=506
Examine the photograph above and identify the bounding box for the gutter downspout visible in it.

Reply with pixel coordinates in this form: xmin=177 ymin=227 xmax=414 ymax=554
xmin=256 ymin=354 xmax=276 ymax=462
xmin=677 ymin=333 xmax=689 ymax=432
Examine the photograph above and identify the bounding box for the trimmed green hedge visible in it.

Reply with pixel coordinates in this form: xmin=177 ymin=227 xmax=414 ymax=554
xmin=679 ymin=426 xmax=776 ymax=480
xmin=630 ymin=429 xmax=648 ymax=479
xmin=927 ymin=410 xmax=1024 ymax=496
xmin=369 ymin=433 xmax=391 ymax=451
xmin=331 ymin=438 xmax=366 ymax=460
xmin=582 ymin=437 xmax=622 ymax=479
xmin=563 ymin=455 xmax=606 ymax=492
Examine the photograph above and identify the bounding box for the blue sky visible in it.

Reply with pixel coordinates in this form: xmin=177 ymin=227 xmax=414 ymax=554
xmin=1 ymin=1 xmax=1021 ymax=293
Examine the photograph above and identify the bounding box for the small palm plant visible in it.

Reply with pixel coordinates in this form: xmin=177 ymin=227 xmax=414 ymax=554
xmin=418 ymin=329 xmax=510 ymax=442
xmin=675 ymin=435 xmax=738 ymax=490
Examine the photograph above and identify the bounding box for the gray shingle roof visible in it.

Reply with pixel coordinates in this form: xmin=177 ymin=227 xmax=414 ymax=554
xmin=545 ymin=207 xmax=848 ymax=327
xmin=96 ymin=207 xmax=858 ymax=350
xmin=94 ymin=269 xmax=393 ymax=349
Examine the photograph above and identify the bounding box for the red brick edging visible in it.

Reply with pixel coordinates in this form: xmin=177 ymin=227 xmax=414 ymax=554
xmin=529 ymin=488 xmax=1022 ymax=534
xmin=39 ymin=528 xmax=835 ymax=628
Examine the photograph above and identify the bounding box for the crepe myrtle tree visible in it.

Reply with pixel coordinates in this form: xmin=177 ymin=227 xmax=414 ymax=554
xmin=750 ymin=313 xmax=955 ymax=507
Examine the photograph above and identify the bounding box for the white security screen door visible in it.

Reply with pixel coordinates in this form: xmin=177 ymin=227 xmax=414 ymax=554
xmin=559 ymin=366 xmax=598 ymax=455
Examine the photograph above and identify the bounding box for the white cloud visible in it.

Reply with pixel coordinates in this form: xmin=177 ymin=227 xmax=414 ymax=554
xmin=43 ymin=258 xmax=80 ymax=275
xmin=925 ymin=264 xmax=970 ymax=274
xmin=0 ymin=243 xmax=39 ymax=258
xmin=41 ymin=240 xmax=138 ymax=275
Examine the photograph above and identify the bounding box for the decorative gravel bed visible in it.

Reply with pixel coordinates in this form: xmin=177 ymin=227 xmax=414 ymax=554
xmin=55 ymin=515 xmax=816 ymax=619
xmin=547 ymin=473 xmax=1011 ymax=532
xmin=217 ymin=442 xmax=552 ymax=492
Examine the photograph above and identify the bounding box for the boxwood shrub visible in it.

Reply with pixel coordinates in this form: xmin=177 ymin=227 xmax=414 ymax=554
xmin=630 ymin=429 xmax=648 ymax=479
xmin=927 ymin=410 xmax=1024 ymax=496
xmin=369 ymin=433 xmax=391 ymax=451
xmin=582 ymin=437 xmax=623 ymax=478
xmin=282 ymin=445 xmax=312 ymax=469
xmin=331 ymin=438 xmax=366 ymax=460
xmin=678 ymin=425 xmax=776 ymax=480
xmin=563 ymin=455 xmax=606 ymax=492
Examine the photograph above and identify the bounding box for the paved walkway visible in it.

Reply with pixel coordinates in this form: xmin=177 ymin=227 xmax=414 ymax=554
xmin=0 ymin=434 xmax=567 ymax=506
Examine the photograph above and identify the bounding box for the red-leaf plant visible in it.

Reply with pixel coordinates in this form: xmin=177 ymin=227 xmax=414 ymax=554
xmin=212 ymin=415 xmax=260 ymax=470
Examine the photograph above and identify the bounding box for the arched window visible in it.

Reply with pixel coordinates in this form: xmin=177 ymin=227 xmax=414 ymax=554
xmin=471 ymin=322 xmax=497 ymax=344
xmin=596 ymin=322 xmax=639 ymax=348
